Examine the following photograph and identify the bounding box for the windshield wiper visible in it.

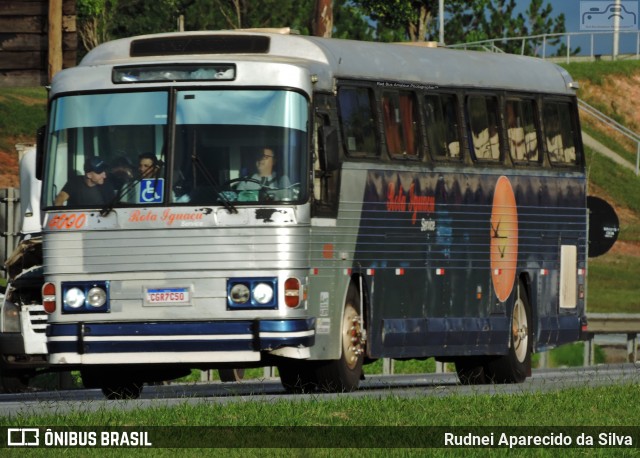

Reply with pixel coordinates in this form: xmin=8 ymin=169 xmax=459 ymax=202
xmin=99 ymin=175 xmax=146 ymax=217
xmin=191 ymin=153 xmax=238 ymax=214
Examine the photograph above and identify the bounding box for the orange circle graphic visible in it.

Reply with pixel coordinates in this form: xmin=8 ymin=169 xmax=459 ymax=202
xmin=490 ymin=176 xmax=518 ymax=302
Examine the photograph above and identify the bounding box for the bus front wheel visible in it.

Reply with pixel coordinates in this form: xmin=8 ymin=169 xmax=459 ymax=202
xmin=316 ymin=284 xmax=365 ymax=392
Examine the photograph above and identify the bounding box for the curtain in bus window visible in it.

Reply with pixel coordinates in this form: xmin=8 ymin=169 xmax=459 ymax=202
xmin=543 ymin=102 xmax=577 ymax=165
xmin=468 ymin=96 xmax=501 ymax=160
xmin=382 ymin=93 xmax=402 ymax=155
xmin=337 ymin=86 xmax=378 ymax=157
xmin=382 ymin=91 xmax=418 ymax=157
xmin=425 ymin=94 xmax=460 ymax=159
xmin=506 ymin=100 xmax=539 ymax=163
xmin=399 ymin=93 xmax=418 ymax=156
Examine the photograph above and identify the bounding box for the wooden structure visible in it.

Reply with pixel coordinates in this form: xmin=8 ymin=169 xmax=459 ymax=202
xmin=0 ymin=0 xmax=77 ymax=87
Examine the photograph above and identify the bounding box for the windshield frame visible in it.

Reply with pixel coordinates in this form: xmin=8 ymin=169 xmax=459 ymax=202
xmin=42 ymin=87 xmax=311 ymax=211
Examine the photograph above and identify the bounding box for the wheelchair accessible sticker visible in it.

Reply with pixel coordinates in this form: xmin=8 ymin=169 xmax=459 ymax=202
xmin=139 ymin=178 xmax=164 ymax=204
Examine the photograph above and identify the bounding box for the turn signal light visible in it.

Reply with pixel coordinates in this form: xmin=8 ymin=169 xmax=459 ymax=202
xmin=284 ymin=277 xmax=300 ymax=308
xmin=43 ymin=282 xmax=56 ymax=313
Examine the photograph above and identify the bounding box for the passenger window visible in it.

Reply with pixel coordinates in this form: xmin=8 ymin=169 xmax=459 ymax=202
xmin=506 ymin=99 xmax=540 ymax=163
xmin=337 ymin=86 xmax=378 ymax=157
xmin=425 ymin=93 xmax=461 ymax=159
xmin=382 ymin=91 xmax=420 ymax=158
xmin=468 ymin=96 xmax=501 ymax=161
xmin=543 ymin=101 xmax=577 ymax=166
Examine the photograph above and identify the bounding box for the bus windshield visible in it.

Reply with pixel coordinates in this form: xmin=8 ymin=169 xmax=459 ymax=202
xmin=43 ymin=89 xmax=309 ymax=209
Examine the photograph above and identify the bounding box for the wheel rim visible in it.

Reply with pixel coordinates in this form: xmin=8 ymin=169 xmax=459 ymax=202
xmin=342 ymin=303 xmax=364 ymax=370
xmin=512 ymin=291 xmax=529 ymax=363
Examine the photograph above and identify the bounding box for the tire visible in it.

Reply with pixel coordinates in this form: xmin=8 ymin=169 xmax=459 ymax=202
xmin=315 ymin=283 xmax=365 ymax=392
xmin=81 ymin=368 xmax=143 ymax=399
xmin=101 ymin=382 xmax=143 ymax=400
xmin=485 ymin=280 xmax=531 ymax=384
xmin=218 ymin=368 xmax=245 ymax=382
xmin=1 ymin=373 xmax=31 ymax=393
xmin=278 ymin=362 xmax=319 ymax=393
xmin=455 ymin=357 xmax=490 ymax=385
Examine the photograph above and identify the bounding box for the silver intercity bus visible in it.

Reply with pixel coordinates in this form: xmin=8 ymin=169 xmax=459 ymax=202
xmin=37 ymin=30 xmax=608 ymax=398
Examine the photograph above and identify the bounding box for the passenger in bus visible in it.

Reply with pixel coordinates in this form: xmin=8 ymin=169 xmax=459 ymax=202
xmin=109 ymin=156 xmax=136 ymax=201
xmin=138 ymin=152 xmax=162 ymax=179
xmin=236 ymin=147 xmax=291 ymax=190
xmin=54 ymin=156 xmax=115 ymax=206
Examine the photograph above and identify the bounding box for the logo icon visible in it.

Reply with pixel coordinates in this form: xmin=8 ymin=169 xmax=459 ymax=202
xmin=580 ymin=2 xmax=638 ymax=30
xmin=139 ymin=178 xmax=164 ymax=204
xmin=7 ymin=428 xmax=40 ymax=447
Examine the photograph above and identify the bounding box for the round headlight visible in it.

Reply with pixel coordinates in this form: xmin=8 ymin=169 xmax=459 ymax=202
xmin=230 ymin=283 xmax=250 ymax=304
xmin=87 ymin=287 xmax=107 ymax=308
xmin=253 ymin=283 xmax=274 ymax=305
xmin=64 ymin=288 xmax=85 ymax=309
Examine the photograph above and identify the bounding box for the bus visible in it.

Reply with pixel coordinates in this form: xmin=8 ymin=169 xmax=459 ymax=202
xmin=36 ymin=29 xmax=611 ymax=398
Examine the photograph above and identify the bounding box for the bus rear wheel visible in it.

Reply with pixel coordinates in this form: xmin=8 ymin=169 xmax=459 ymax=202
xmin=315 ymin=284 xmax=365 ymax=392
xmin=485 ymin=281 xmax=531 ymax=384
xmin=455 ymin=358 xmax=489 ymax=385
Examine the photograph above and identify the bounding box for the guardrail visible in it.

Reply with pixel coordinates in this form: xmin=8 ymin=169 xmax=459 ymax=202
xmin=447 ymin=30 xmax=640 ymax=64
xmin=583 ymin=313 xmax=640 ymax=366
xmin=578 ymin=99 xmax=640 ymax=175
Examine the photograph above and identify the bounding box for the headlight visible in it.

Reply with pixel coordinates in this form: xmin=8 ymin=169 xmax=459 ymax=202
xmin=87 ymin=287 xmax=107 ymax=308
xmin=227 ymin=278 xmax=277 ymax=309
xmin=253 ymin=283 xmax=274 ymax=305
xmin=64 ymin=288 xmax=85 ymax=309
xmin=61 ymin=281 xmax=110 ymax=313
xmin=2 ymin=300 xmax=20 ymax=333
xmin=229 ymin=283 xmax=250 ymax=304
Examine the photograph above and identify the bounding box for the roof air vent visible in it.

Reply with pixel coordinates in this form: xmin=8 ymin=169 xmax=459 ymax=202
xmin=130 ymin=35 xmax=270 ymax=57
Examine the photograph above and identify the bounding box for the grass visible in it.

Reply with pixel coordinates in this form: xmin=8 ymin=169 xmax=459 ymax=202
xmin=1 ymin=384 xmax=639 ymax=456
xmin=588 ymin=254 xmax=640 ymax=313
xmin=0 ymin=87 xmax=47 ymax=151
xmin=3 ymin=384 xmax=640 ymax=426
xmin=561 ymin=60 xmax=640 ymax=86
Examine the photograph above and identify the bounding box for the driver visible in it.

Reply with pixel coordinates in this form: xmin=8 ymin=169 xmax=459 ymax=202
xmin=236 ymin=147 xmax=291 ymax=190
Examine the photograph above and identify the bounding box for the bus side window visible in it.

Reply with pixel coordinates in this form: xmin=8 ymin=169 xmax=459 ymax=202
xmin=313 ymin=96 xmax=340 ymax=218
xmin=506 ymin=99 xmax=540 ymax=164
xmin=381 ymin=90 xmax=419 ymax=158
xmin=543 ymin=101 xmax=577 ymax=166
xmin=337 ymin=86 xmax=378 ymax=157
xmin=467 ymin=95 xmax=501 ymax=161
xmin=425 ymin=93 xmax=461 ymax=160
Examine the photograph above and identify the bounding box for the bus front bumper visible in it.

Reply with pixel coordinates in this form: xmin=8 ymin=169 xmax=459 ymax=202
xmin=46 ymin=318 xmax=315 ymax=365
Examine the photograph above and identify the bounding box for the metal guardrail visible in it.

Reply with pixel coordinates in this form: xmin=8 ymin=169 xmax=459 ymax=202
xmin=584 ymin=313 xmax=640 ymax=366
xmin=578 ymin=99 xmax=640 ymax=175
xmin=447 ymin=30 xmax=640 ymax=63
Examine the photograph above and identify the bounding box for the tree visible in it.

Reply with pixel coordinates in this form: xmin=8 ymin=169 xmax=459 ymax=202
xmin=77 ymin=0 xmax=118 ymax=53
xmin=352 ymin=0 xmax=438 ymax=42
xmin=313 ymin=0 xmax=333 ymax=37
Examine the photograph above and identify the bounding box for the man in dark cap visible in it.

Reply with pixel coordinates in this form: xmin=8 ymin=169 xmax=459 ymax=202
xmin=54 ymin=156 xmax=115 ymax=206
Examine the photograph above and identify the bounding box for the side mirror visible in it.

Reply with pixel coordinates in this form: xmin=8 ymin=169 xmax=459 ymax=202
xmin=35 ymin=125 xmax=46 ymax=180
xmin=319 ymin=125 xmax=339 ymax=172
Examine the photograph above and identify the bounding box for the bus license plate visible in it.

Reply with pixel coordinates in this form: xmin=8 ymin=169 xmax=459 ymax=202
xmin=145 ymin=288 xmax=190 ymax=306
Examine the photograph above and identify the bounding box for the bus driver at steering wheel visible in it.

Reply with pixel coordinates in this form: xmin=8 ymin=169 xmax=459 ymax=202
xmin=236 ymin=147 xmax=291 ymax=191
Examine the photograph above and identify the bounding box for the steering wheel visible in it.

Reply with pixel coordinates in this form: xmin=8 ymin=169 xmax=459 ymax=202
xmin=223 ymin=177 xmax=269 ymax=190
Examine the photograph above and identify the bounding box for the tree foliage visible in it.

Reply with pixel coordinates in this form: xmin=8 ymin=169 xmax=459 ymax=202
xmin=77 ymin=0 xmax=572 ymax=57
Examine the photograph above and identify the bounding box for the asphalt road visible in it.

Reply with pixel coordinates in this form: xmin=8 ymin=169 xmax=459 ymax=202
xmin=1 ymin=363 xmax=638 ymax=418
